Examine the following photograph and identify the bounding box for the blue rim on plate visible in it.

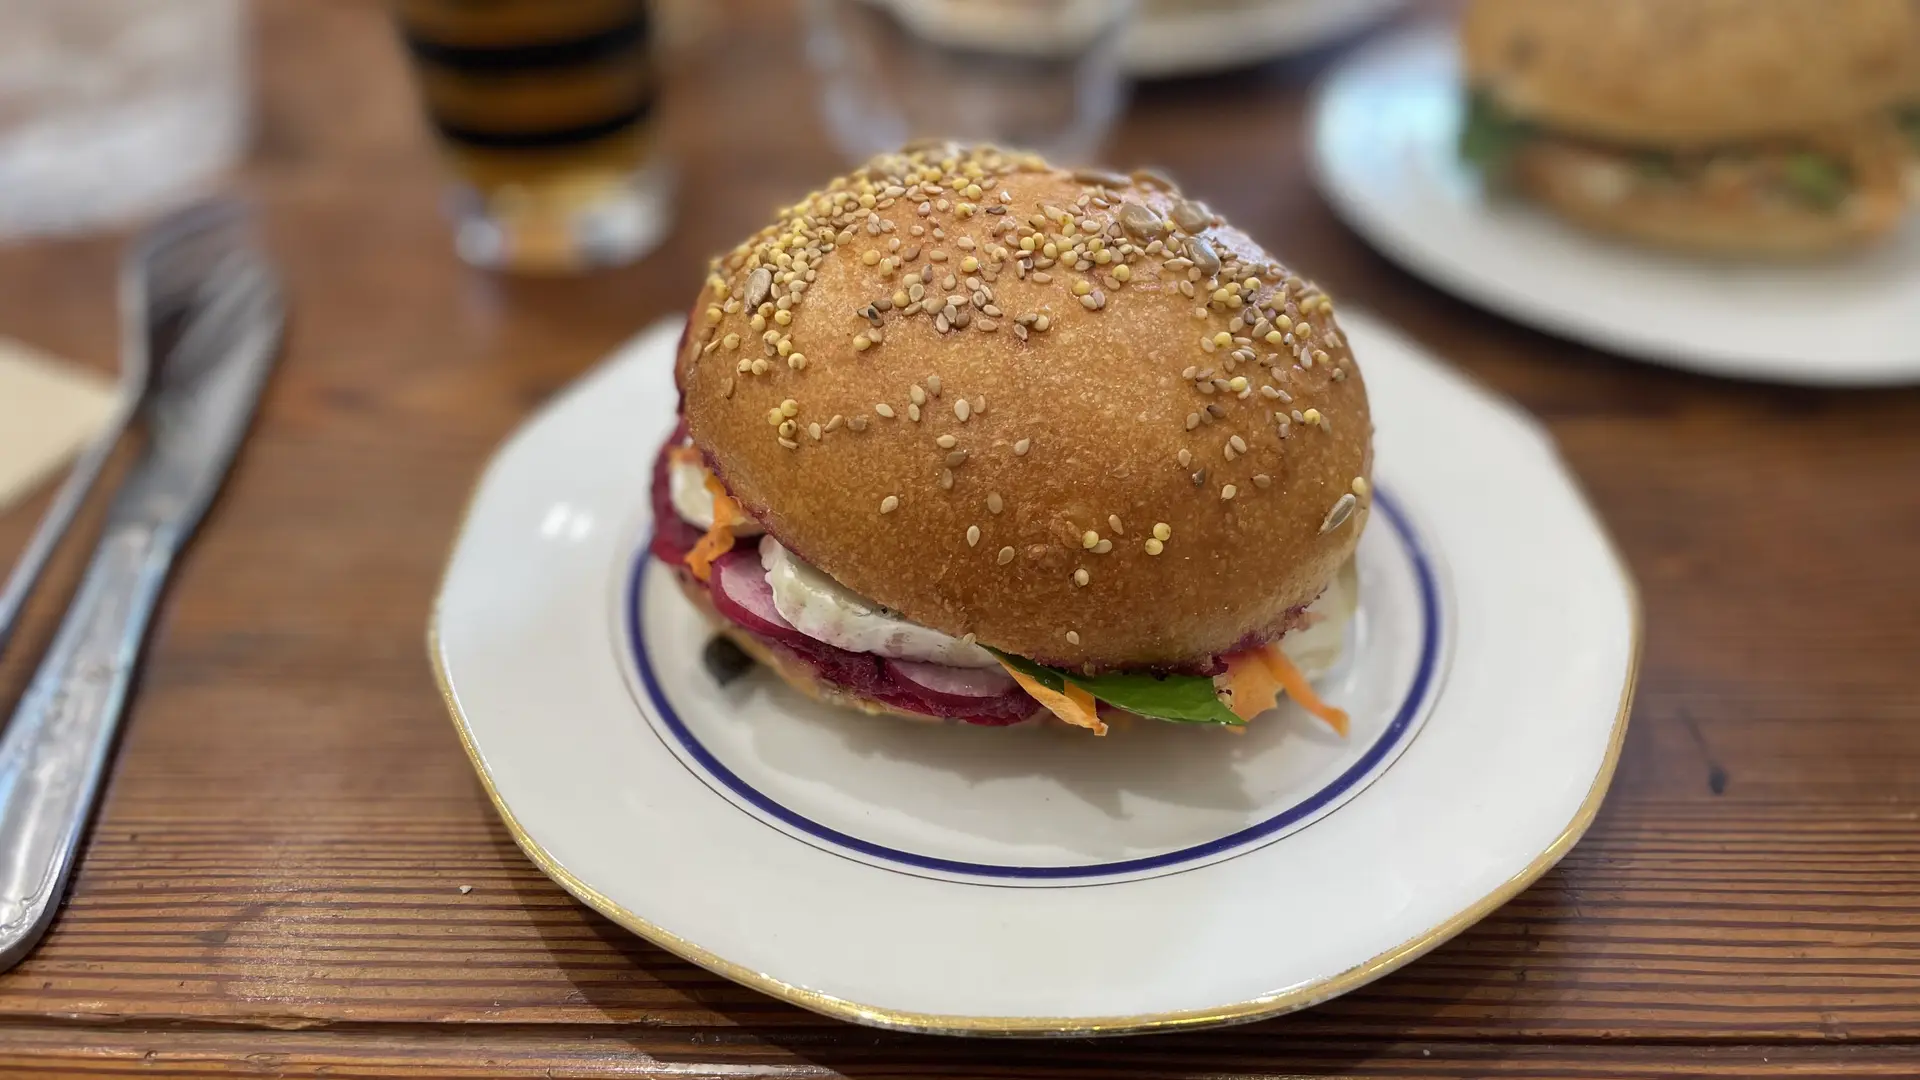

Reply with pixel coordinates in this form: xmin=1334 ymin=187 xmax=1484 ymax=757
xmin=627 ymin=488 xmax=1441 ymax=882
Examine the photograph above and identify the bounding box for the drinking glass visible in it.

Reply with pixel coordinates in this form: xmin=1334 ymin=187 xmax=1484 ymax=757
xmin=805 ymin=0 xmax=1137 ymax=165
xmin=0 ymin=0 xmax=247 ymax=239
xmin=395 ymin=0 xmax=674 ymax=273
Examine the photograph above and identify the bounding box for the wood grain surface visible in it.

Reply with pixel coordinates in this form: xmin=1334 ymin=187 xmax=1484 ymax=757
xmin=1 ymin=0 xmax=1918 ymax=1076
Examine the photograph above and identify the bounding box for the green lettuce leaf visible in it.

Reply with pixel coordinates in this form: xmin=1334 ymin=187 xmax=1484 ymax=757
xmin=1458 ymin=91 xmax=1535 ymax=173
xmin=1898 ymin=105 xmax=1920 ymax=150
xmin=988 ymin=649 xmax=1242 ymax=727
xmin=1782 ymin=152 xmax=1850 ymax=211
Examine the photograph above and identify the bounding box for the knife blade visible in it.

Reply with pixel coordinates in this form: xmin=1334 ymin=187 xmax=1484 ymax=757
xmin=0 ymin=202 xmax=283 ymax=969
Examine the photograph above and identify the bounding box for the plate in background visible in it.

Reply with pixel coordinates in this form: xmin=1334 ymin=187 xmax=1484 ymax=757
xmin=1127 ymin=0 xmax=1405 ymax=78
xmin=1311 ymin=24 xmax=1920 ymax=386
xmin=431 ymin=312 xmax=1638 ymax=1035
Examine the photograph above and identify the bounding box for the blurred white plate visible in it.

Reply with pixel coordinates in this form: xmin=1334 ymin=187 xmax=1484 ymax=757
xmin=1127 ymin=0 xmax=1405 ymax=77
xmin=1311 ymin=24 xmax=1920 ymax=386
xmin=432 ymin=312 xmax=1638 ymax=1035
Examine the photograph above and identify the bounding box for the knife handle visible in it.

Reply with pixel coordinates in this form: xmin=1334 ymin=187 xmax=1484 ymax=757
xmin=0 ymin=521 xmax=174 ymax=969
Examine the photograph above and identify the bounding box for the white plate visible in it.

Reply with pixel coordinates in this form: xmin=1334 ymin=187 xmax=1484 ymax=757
xmin=1310 ymin=24 xmax=1920 ymax=387
xmin=1125 ymin=0 xmax=1405 ymax=78
xmin=431 ymin=311 xmax=1639 ymax=1036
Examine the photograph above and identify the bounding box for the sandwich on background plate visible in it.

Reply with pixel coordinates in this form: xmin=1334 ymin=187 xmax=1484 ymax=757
xmin=653 ymin=143 xmax=1371 ymax=736
xmin=1459 ymin=0 xmax=1920 ymax=256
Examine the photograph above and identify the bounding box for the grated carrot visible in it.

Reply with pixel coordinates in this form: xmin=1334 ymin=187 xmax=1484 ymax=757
xmin=684 ymin=475 xmax=741 ymax=583
xmin=998 ymin=661 xmax=1107 ymax=735
xmin=1254 ymin=644 xmax=1349 ymax=736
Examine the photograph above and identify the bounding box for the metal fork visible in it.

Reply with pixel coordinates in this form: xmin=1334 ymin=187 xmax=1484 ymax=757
xmin=0 ymin=201 xmax=249 ymax=660
xmin=0 ymin=199 xmax=282 ymax=969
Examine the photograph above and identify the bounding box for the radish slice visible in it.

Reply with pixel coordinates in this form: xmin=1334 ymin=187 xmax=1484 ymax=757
xmin=886 ymin=658 xmax=1018 ymax=698
xmin=709 ymin=550 xmax=808 ymax=647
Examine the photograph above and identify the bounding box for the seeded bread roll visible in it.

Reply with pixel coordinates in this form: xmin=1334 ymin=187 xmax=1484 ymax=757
xmin=1463 ymin=0 xmax=1920 ymax=147
xmin=1506 ymin=130 xmax=1912 ymax=255
xmin=676 ymin=144 xmax=1371 ymax=670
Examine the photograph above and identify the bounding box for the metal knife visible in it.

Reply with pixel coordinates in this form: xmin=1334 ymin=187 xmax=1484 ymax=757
xmin=0 ymin=201 xmax=283 ymax=970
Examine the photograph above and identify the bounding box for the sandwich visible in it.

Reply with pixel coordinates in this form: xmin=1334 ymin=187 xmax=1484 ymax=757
xmin=654 ymin=143 xmax=1371 ymax=735
xmin=1459 ymin=0 xmax=1920 ymax=256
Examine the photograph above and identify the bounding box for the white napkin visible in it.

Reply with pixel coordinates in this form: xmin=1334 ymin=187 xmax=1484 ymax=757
xmin=0 ymin=339 xmax=117 ymax=514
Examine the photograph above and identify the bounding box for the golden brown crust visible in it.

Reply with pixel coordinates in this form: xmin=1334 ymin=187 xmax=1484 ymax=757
xmin=677 ymin=145 xmax=1371 ymax=669
xmin=1463 ymin=0 xmax=1920 ymax=147
xmin=1507 ymin=130 xmax=1910 ymax=255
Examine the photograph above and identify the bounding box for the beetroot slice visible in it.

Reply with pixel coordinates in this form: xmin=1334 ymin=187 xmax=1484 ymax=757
xmin=648 ymin=427 xmax=705 ymax=565
xmin=886 ymin=658 xmax=1015 ymax=700
xmin=709 ymin=549 xmax=809 ymax=647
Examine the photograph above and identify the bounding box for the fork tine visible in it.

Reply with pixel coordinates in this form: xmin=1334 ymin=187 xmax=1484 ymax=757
xmin=0 ymin=198 xmax=256 ymax=661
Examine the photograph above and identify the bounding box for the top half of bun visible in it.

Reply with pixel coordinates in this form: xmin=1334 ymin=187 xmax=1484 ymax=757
xmin=1462 ymin=0 xmax=1920 ymax=147
xmin=675 ymin=144 xmax=1371 ymax=671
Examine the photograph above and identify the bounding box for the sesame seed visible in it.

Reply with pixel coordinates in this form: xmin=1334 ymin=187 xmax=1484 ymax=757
xmin=1144 ymin=538 xmax=1164 ymax=556
xmin=945 ymin=450 xmax=968 ymax=467
xmin=1066 ymin=631 xmax=1081 ymax=645
xmin=1177 ymin=448 xmax=1192 ymax=467
xmin=1253 ymin=473 xmax=1272 ymax=488
xmin=935 ymin=434 xmax=957 ymax=449
xmin=1082 ymin=531 xmax=1100 ymax=550
xmin=875 ymin=403 xmax=895 ymax=418
xmin=911 ymin=385 xmax=927 ymax=406
xmin=778 ymin=438 xmax=799 ymax=450
xmin=880 ymin=495 xmax=900 ymax=514
xmin=1093 ymin=539 xmax=1113 ymax=554
xmin=1229 ymin=435 xmax=1248 ymax=454
xmin=1152 ymin=522 xmax=1171 ymax=541
xmin=1074 ymin=569 xmax=1090 ymax=587
xmin=939 ymin=468 xmax=954 ymax=490
xmin=825 ymin=414 xmax=844 ymax=433
xmin=1353 ymin=476 xmax=1370 ymax=497
xmin=967 ymin=525 xmax=981 ymax=547
xmin=909 ymin=403 xmax=922 ymax=422
xmin=1185 ymin=412 xmax=1201 ymax=431
xmin=926 ymin=375 xmax=942 ymax=397
xmin=955 ymin=398 xmax=972 ymax=422
xmin=997 ymin=546 xmax=1016 ymax=565
xmin=1108 ymin=515 xmax=1124 ymax=534
xmin=1221 ymin=484 xmax=1238 ymax=501
xmin=849 ymin=415 xmax=869 ymax=432
xmin=988 ymin=492 xmax=1004 ymax=514
xmin=808 ymin=422 xmax=822 ymax=440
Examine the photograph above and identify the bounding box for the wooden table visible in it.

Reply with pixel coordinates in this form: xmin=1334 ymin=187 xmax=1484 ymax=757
xmin=2 ymin=1 xmax=1917 ymax=1075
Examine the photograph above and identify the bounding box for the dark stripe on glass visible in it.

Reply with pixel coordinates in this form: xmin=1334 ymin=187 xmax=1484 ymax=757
xmin=430 ymin=101 xmax=650 ymax=150
xmin=403 ymin=15 xmax=647 ymax=73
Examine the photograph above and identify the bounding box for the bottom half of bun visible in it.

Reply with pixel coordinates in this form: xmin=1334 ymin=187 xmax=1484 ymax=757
xmin=1506 ymin=135 xmax=1909 ymax=256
